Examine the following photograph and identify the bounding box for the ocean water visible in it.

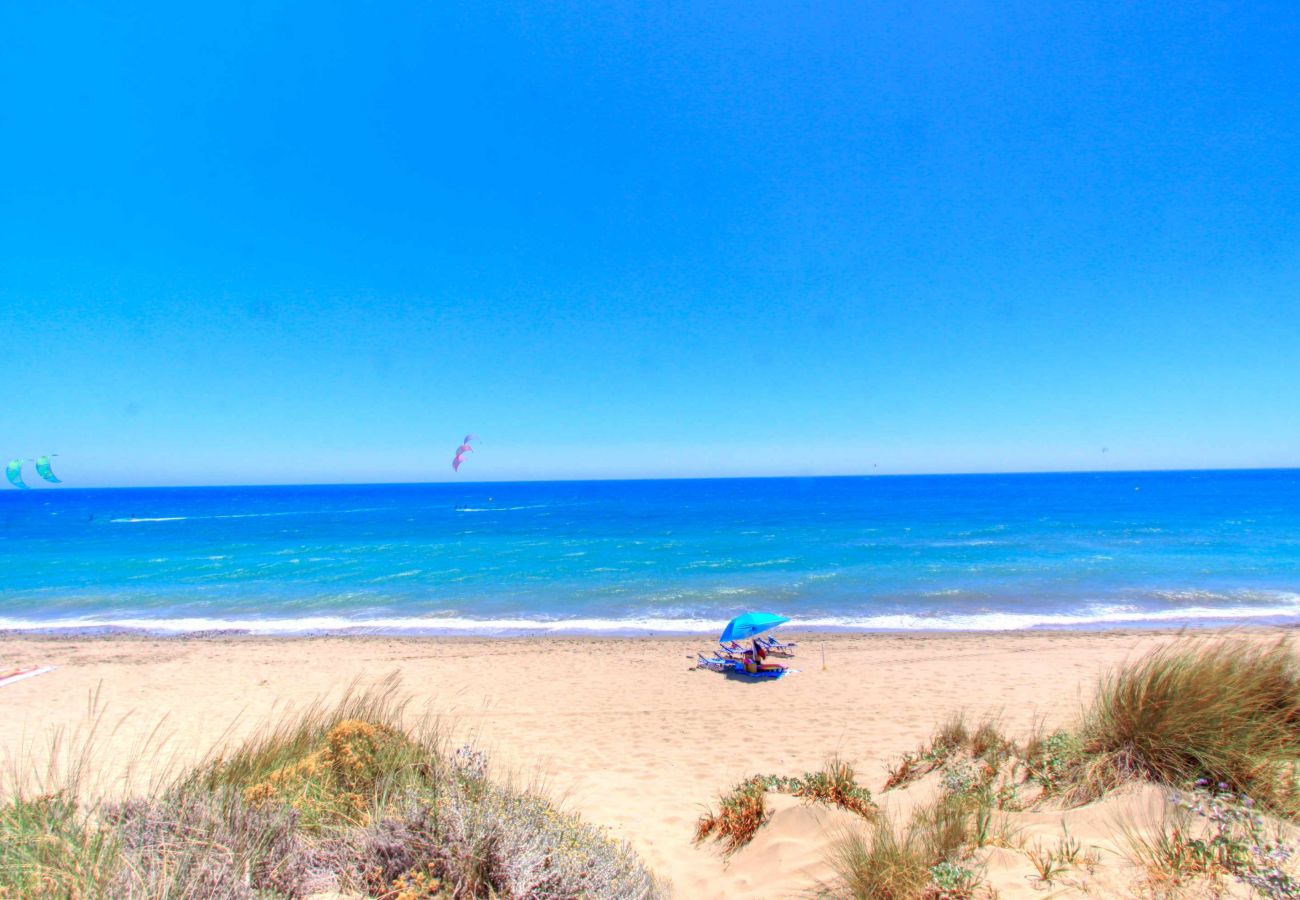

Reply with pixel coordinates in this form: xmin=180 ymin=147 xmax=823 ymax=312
xmin=1 ymin=471 xmax=1298 ymax=635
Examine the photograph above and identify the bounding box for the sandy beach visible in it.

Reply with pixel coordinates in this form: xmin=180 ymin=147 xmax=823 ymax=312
xmin=3 ymin=627 xmax=1291 ymax=897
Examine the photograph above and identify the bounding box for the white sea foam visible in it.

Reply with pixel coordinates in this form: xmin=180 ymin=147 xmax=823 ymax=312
xmin=110 ymin=508 xmax=387 ymax=524
xmin=365 ymin=569 xmax=423 ymax=583
xmin=2 ymin=595 xmax=1299 ymax=637
xmin=742 ymin=557 xmax=796 ymax=568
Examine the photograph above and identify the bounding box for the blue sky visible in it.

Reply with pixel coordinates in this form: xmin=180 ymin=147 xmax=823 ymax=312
xmin=2 ymin=1 xmax=1297 ymax=486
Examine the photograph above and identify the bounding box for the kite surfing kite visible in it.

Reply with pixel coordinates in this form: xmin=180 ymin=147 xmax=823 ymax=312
xmin=5 ymin=460 xmax=29 ymax=490
xmin=452 ymin=435 xmax=478 ymax=472
xmin=34 ymin=455 xmax=61 ymax=483
xmin=4 ymin=455 xmax=63 ymax=489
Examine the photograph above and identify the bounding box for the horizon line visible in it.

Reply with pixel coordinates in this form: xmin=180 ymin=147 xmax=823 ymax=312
xmin=6 ymin=464 xmax=1299 ymax=492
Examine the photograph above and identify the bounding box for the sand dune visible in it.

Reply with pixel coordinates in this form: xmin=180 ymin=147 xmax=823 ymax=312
xmin=0 ymin=628 xmax=1291 ymax=896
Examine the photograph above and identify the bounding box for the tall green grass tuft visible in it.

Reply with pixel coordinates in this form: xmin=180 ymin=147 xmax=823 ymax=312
xmin=187 ymin=672 xmax=440 ymax=822
xmin=826 ymin=795 xmax=980 ymax=899
xmin=0 ymin=688 xmax=136 ymax=899
xmin=1074 ymin=636 xmax=1300 ymax=814
xmin=0 ymin=792 xmax=119 ymax=899
xmin=828 ymin=815 xmax=932 ymax=900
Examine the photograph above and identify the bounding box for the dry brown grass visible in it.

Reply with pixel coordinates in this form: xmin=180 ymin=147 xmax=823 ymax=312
xmin=694 ymin=776 xmax=770 ymax=854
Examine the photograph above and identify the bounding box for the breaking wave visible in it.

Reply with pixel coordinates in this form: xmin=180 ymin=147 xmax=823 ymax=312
xmin=2 ymin=594 xmax=1298 ymax=637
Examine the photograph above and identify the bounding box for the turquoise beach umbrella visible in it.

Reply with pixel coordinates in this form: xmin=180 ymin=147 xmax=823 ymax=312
xmin=720 ymin=612 xmax=790 ymax=644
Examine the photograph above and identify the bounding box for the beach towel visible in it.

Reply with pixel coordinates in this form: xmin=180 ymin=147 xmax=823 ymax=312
xmin=0 ymin=665 xmax=56 ymax=688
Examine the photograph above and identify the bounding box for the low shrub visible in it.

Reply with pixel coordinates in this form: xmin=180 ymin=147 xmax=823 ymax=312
xmin=927 ymin=860 xmax=980 ymax=898
xmin=242 ymin=719 xmax=428 ymax=828
xmin=103 ymin=790 xmax=310 ymax=897
xmin=1124 ymin=782 xmax=1300 ymax=899
xmin=1021 ymin=729 xmax=1081 ymax=797
xmin=697 ymin=758 xmax=878 ymax=854
xmin=0 ymin=680 xmax=665 ymax=899
xmin=694 ymin=776 xmax=769 ymax=853
xmin=769 ymin=757 xmax=877 ymax=818
xmin=882 ymin=716 xmax=1009 ymax=793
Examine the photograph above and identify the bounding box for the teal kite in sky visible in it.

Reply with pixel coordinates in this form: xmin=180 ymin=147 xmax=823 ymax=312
xmin=5 ymin=460 xmax=29 ymax=490
xmin=33 ymin=455 xmax=61 ymax=483
xmin=5 ymin=455 xmax=63 ymax=488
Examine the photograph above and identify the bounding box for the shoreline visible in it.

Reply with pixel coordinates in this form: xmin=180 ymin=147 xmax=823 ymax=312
xmin=1 ymin=615 xmax=1298 ymax=641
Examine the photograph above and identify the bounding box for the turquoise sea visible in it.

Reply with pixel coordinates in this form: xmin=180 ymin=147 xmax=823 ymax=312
xmin=1 ymin=471 xmax=1298 ymax=635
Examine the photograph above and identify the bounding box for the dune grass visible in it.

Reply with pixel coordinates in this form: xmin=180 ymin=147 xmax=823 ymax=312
xmin=826 ymin=795 xmax=983 ymax=899
xmin=828 ymin=814 xmax=932 ymax=900
xmin=0 ymin=678 xmax=663 ymax=899
xmin=1069 ymin=636 xmax=1300 ymax=814
xmin=0 ymin=792 xmax=119 ymax=899
xmin=824 ymin=636 xmax=1300 ymax=897
xmin=882 ymin=637 xmax=1300 ymax=818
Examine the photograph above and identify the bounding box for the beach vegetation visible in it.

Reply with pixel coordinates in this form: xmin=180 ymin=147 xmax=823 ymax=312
xmin=882 ymin=753 xmax=925 ymax=792
xmin=696 ymin=758 xmax=877 ymax=854
xmin=1121 ymin=782 xmax=1300 ymax=898
xmin=768 ymin=756 xmax=878 ymax=819
xmin=1021 ymin=728 xmax=1082 ymax=797
xmin=1069 ymin=636 xmax=1300 ymax=814
xmin=1023 ymin=839 xmax=1067 ymax=887
xmin=0 ymin=791 xmax=119 ymax=899
xmin=828 ymin=814 xmax=933 ymax=899
xmin=825 ymin=795 xmax=988 ymax=899
xmin=885 ymin=637 xmax=1300 ymax=821
xmin=926 ymin=860 xmax=980 ymax=897
xmin=0 ymin=678 xmax=663 ymax=899
xmin=815 ymin=635 xmax=1300 ymax=897
xmin=694 ymin=775 xmax=770 ymax=853
xmin=882 ymin=715 xmax=1011 ymax=793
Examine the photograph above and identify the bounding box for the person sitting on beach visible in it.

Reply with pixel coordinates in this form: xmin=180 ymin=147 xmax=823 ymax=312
xmin=745 ymin=639 xmax=782 ymax=674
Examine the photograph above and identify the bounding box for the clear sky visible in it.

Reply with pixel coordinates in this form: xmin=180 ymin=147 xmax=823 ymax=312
xmin=2 ymin=1 xmax=1297 ymax=486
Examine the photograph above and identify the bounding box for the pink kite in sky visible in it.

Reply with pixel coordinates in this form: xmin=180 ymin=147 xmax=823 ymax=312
xmin=452 ymin=434 xmax=478 ymax=472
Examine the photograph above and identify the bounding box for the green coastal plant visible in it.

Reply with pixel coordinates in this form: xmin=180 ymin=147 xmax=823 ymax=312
xmin=928 ymin=860 xmax=980 ymax=897
xmin=0 ymin=791 xmax=119 ymax=899
xmin=882 ymin=715 xmax=1011 ymax=793
xmin=767 ymin=757 xmax=878 ymax=818
xmin=697 ymin=757 xmax=877 ymax=854
xmin=1021 ymin=729 xmax=1081 ymax=796
xmin=1123 ymin=782 xmax=1300 ymax=898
